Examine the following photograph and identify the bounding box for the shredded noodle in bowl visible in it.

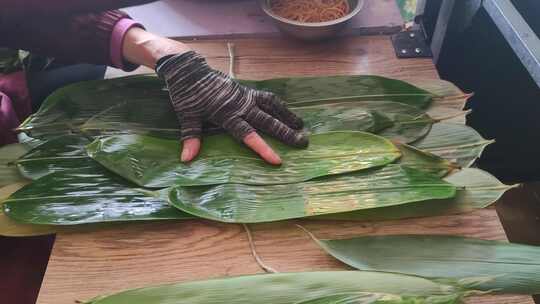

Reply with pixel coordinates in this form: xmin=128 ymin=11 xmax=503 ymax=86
xmin=269 ymin=0 xmax=351 ymax=23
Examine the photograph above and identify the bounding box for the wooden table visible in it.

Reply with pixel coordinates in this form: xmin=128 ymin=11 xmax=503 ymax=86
xmin=37 ymin=36 xmax=534 ymax=304
xmin=123 ymin=0 xmax=402 ymax=39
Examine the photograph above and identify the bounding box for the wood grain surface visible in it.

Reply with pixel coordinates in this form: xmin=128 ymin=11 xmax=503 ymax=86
xmin=107 ymin=35 xmax=439 ymax=81
xmin=37 ymin=210 xmax=533 ymax=304
xmin=40 ymin=36 xmax=533 ymax=304
xmin=122 ymin=0 xmax=402 ymax=39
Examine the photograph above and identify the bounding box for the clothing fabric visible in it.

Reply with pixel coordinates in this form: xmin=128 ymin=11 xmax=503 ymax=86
xmin=0 ymin=0 xmax=154 ymax=145
xmin=0 ymin=92 xmax=20 ymax=146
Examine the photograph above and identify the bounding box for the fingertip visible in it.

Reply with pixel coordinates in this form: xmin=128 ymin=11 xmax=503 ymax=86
xmin=294 ymin=132 xmax=309 ymax=148
xmin=291 ymin=118 xmax=304 ymax=130
xmin=267 ymin=153 xmax=282 ymax=166
xmin=244 ymin=132 xmax=282 ymax=165
xmin=181 ymin=138 xmax=201 ymax=162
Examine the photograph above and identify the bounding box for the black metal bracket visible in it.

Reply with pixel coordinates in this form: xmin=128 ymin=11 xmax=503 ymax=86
xmin=391 ymin=29 xmax=433 ymax=59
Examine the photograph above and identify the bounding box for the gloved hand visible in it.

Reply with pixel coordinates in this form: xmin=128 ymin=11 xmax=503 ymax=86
xmin=156 ymin=51 xmax=308 ymax=165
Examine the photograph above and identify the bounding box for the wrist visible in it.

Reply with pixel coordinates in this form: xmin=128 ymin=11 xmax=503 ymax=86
xmin=156 ymin=51 xmax=212 ymax=85
xmin=122 ymin=27 xmax=191 ymax=69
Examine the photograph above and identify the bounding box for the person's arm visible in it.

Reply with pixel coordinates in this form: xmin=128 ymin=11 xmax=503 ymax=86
xmin=122 ymin=28 xmax=308 ymax=164
xmin=0 ymin=0 xmax=156 ymax=69
xmin=0 ymin=8 xmax=308 ymax=164
xmin=121 ymin=28 xmax=291 ymax=164
xmin=1 ymin=10 xmax=143 ymax=71
xmin=121 ymin=27 xmax=191 ymax=69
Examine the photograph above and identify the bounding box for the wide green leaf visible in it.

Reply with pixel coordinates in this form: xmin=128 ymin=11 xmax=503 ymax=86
xmin=3 ymin=167 xmax=192 ymax=225
xmin=14 ymin=113 xmax=439 ymax=185
xmin=15 ymin=135 xmax=94 ymax=180
xmin=248 ymin=75 xmax=435 ymax=108
xmin=413 ymin=123 xmax=492 ymax=167
xmin=17 ymin=75 xmax=167 ymax=138
xmin=88 ymin=132 xmax=401 ymax=188
xmin=0 ymin=182 xmax=57 ymax=236
xmin=295 ymin=104 xmax=392 ymax=135
xmin=84 ymin=271 xmax=466 ymax=304
xmin=80 ymin=99 xmax=397 ymax=139
xmin=166 ymin=165 xmax=456 ymax=223
xmin=0 ymin=143 xmax=30 ymax=187
xmin=80 ymin=99 xmax=432 ymax=143
xmin=315 ymin=168 xmax=511 ymax=221
xmin=18 ymin=75 xmax=436 ymax=139
xmin=316 ymin=235 xmax=540 ymax=294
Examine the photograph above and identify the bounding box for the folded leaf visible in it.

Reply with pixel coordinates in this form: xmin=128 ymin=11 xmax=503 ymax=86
xmin=84 ymin=271 xmax=465 ymax=304
xmin=295 ymin=104 xmax=392 ymax=135
xmin=3 ymin=167 xmax=192 ymax=225
xmin=413 ymin=123 xmax=492 ymax=167
xmin=293 ymin=100 xmax=434 ymax=143
xmin=316 ymin=168 xmax=510 ymax=221
xmin=16 ymin=135 xmax=94 ymax=180
xmin=87 ymin=132 xmax=401 ymax=188
xmin=167 ymin=165 xmax=456 ymax=223
xmin=316 ymin=235 xmax=540 ymax=294
xmin=397 ymin=144 xmax=455 ymax=177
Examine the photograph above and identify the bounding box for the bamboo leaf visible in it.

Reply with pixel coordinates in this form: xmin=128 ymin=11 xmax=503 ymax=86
xmin=0 ymin=182 xmax=56 ymax=237
xmin=16 ymin=135 xmax=94 ymax=180
xmin=79 ymin=100 xmax=396 ymax=139
xmin=0 ymin=143 xmax=30 ymax=187
xmin=18 ymin=75 xmax=436 ymax=140
xmin=18 ymin=75 xmax=167 ymax=138
xmin=84 ymin=271 xmax=466 ymax=304
xmin=294 ymin=104 xmax=392 ymax=135
xmin=294 ymin=293 xmax=463 ymax=304
xmin=87 ymin=132 xmax=401 ymax=188
xmin=166 ymin=165 xmax=456 ymax=223
xmin=413 ymin=123 xmax=492 ymax=167
xmin=293 ymin=100 xmax=434 ymax=143
xmin=407 ymin=79 xmax=470 ymax=120
xmin=407 ymin=78 xmax=466 ymax=101
xmin=315 ymin=168 xmax=511 ymax=221
xmin=248 ymin=75 xmax=434 ymax=108
xmin=3 ymin=167 xmax=192 ymax=225
xmin=315 ymin=235 xmax=540 ymax=294
xmin=80 ymin=99 xmax=432 ymax=143
xmin=397 ymin=144 xmax=456 ymax=177
xmin=17 ymin=133 xmax=46 ymax=149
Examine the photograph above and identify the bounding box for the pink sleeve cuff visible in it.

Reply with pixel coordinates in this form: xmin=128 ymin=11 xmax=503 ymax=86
xmin=110 ymin=18 xmax=145 ymax=71
xmin=0 ymin=93 xmax=21 ymax=145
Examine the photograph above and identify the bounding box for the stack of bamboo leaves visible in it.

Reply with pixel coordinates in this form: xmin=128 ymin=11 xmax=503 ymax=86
xmin=1 ymin=74 xmax=502 ymax=229
xmin=3 ymin=74 xmax=540 ymax=303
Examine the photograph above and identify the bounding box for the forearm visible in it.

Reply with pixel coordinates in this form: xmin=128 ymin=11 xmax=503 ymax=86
xmin=0 ymin=10 xmax=132 ymax=67
xmin=121 ymin=27 xmax=191 ymax=69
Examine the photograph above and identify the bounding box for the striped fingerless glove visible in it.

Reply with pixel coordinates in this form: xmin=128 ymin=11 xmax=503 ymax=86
xmin=156 ymin=51 xmax=308 ymax=148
